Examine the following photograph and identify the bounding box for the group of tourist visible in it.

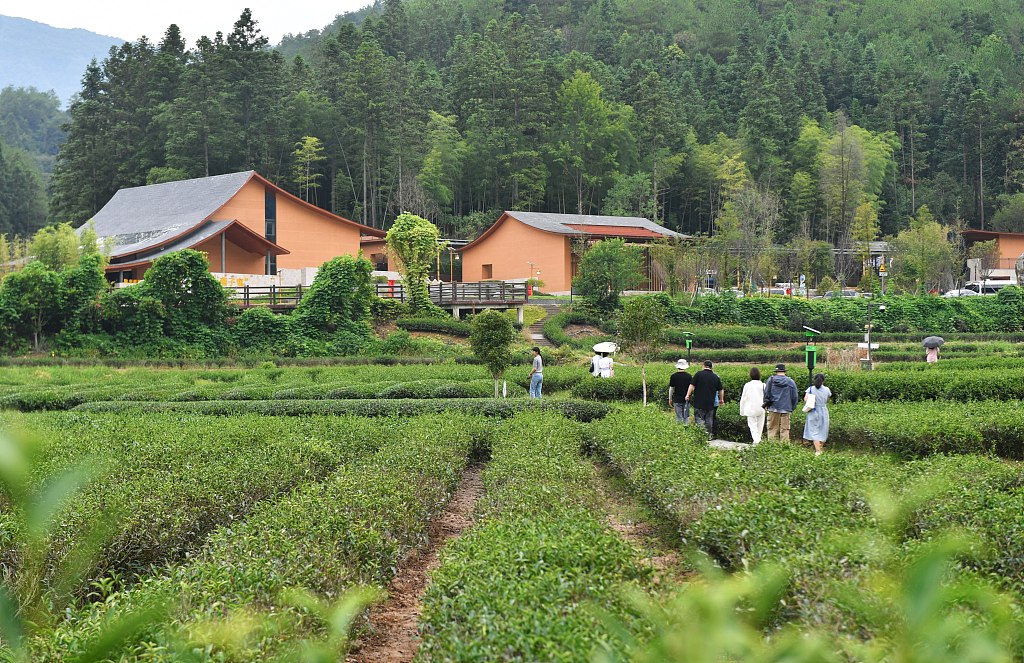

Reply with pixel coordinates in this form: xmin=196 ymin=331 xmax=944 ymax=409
xmin=670 ymin=360 xmax=831 ymax=455
xmin=529 ymin=347 xmax=831 ymax=454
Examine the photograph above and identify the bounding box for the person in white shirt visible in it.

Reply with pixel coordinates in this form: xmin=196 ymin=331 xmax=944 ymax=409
xmin=528 ymin=347 xmax=543 ymax=398
xmin=597 ymin=352 xmax=614 ymax=378
xmin=591 ymin=352 xmax=601 ymax=376
xmin=738 ymin=366 xmax=766 ymax=445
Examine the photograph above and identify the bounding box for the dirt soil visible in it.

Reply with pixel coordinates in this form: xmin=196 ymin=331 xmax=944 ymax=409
xmin=564 ymin=323 xmax=604 ymax=337
xmin=347 ymin=464 xmax=484 ymax=663
xmin=593 ymin=461 xmax=687 ymax=585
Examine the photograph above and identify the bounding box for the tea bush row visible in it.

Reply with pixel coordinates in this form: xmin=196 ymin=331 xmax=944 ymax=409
xmin=72 ymin=397 xmax=611 ymax=422
xmin=715 ymin=400 xmax=1024 ymax=459
xmin=32 ymin=414 xmax=488 ymax=660
xmin=395 ymin=316 xmax=473 ymax=336
xmin=417 ymin=413 xmax=645 ymax=661
xmin=0 ymin=413 xmax=390 ymax=594
xmin=588 ymin=407 xmax=1024 ymax=633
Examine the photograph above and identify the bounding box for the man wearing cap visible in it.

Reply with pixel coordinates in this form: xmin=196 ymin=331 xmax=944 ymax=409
xmin=763 ymin=363 xmax=799 ymax=440
xmin=685 ymin=360 xmax=724 ymax=436
xmin=667 ymin=359 xmax=692 ymax=423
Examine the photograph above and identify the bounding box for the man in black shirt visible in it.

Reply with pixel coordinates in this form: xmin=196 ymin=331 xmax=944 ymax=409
xmin=685 ymin=360 xmax=725 ymax=436
xmin=667 ymin=359 xmax=692 ymax=423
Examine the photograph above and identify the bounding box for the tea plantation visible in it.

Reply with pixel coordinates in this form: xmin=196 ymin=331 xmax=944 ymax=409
xmin=1 ymin=356 xmax=1022 ymax=661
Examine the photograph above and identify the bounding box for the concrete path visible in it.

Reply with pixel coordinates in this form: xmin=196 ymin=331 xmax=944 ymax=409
xmin=709 ymin=439 xmax=752 ymax=451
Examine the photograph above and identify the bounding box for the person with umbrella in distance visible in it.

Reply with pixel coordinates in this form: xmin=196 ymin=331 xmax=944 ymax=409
xmin=924 ymin=336 xmax=944 ymax=363
xmin=593 ymin=342 xmax=616 ymax=378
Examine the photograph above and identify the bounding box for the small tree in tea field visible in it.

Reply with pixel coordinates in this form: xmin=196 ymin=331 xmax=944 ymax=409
xmin=386 ymin=212 xmax=444 ymax=316
xmin=617 ymin=296 xmax=667 ymax=406
xmin=470 ymin=309 xmax=516 ymax=398
xmin=573 ymin=238 xmax=643 ymax=312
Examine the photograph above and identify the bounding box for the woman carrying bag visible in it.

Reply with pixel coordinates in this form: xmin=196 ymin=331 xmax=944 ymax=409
xmin=802 ymin=373 xmax=832 ymax=456
xmin=738 ymin=367 xmax=766 ymax=445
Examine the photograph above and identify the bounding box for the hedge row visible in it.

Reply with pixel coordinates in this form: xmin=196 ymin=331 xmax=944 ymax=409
xmin=34 ymin=414 xmax=488 ymax=660
xmin=0 ymin=413 xmax=390 ymax=595
xmin=510 ymin=363 xmax=1024 ymax=408
xmin=714 ymin=400 xmax=1024 ymax=459
xmin=417 ymin=413 xmax=645 ymax=660
xmin=72 ymin=397 xmax=611 ymax=422
xmin=588 ymin=407 xmax=1024 ymax=635
xmin=395 ymin=316 xmax=473 ymax=337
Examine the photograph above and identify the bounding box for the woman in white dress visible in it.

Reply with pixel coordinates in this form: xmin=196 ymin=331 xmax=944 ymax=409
xmin=597 ymin=352 xmax=614 ymax=378
xmin=738 ymin=366 xmax=766 ymax=445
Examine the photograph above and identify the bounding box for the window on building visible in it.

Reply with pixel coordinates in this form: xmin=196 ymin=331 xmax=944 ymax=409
xmin=482 ymin=264 xmax=493 ymax=279
xmin=266 ymin=252 xmax=277 ymax=276
xmin=265 ymin=188 xmax=277 ymax=242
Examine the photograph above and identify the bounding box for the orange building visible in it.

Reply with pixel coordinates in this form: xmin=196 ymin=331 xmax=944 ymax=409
xmin=459 ymin=211 xmax=685 ymax=293
xmin=962 ymin=229 xmax=1024 ymax=286
xmin=89 ymin=171 xmax=385 ymax=281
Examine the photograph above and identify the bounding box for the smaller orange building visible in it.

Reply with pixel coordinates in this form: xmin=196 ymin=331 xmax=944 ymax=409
xmin=962 ymin=229 xmax=1024 ymax=285
xmin=459 ymin=211 xmax=685 ymax=293
xmin=88 ymin=171 xmax=385 ymax=281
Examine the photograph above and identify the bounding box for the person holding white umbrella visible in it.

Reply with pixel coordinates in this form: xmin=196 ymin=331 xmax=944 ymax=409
xmin=593 ymin=341 xmax=617 ymax=378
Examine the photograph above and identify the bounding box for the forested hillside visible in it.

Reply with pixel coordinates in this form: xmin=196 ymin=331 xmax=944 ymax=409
xmin=39 ymin=1 xmax=1024 ymax=251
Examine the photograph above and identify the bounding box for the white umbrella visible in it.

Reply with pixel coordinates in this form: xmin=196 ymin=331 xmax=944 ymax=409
xmin=593 ymin=341 xmax=618 ymax=353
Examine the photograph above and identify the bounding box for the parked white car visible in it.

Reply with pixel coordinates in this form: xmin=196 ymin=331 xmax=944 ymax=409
xmin=942 ymin=288 xmax=980 ymax=297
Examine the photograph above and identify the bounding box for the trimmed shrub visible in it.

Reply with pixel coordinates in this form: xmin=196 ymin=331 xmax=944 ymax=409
xmin=396 ymin=316 xmax=472 ymax=336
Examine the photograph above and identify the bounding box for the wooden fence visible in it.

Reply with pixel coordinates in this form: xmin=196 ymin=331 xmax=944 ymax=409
xmin=227 ymin=281 xmax=528 ymax=310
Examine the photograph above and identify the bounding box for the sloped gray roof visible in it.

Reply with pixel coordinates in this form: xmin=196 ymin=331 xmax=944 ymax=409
xmin=504 ymin=211 xmax=685 ymax=238
xmin=108 ymin=220 xmax=234 ymax=266
xmin=88 ymin=171 xmax=255 ymax=256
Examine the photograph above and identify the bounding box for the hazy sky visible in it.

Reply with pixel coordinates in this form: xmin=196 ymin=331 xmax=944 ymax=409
xmin=0 ymin=1 xmax=368 ymax=45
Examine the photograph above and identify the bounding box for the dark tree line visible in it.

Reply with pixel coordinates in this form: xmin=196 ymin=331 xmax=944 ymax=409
xmin=35 ymin=0 xmax=1024 ymax=243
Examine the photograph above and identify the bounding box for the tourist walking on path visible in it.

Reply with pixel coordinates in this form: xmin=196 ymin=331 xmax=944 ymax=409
xmin=591 ymin=351 xmax=602 ymax=376
xmin=925 ymin=346 xmax=939 ymax=363
xmin=667 ymin=359 xmax=692 ymax=423
xmin=739 ymin=366 xmax=766 ymax=445
xmin=597 ymin=352 xmax=614 ymax=378
xmin=528 ymin=347 xmax=543 ymax=398
xmin=802 ymin=373 xmax=832 ymax=456
xmin=685 ymin=360 xmax=724 ymax=436
xmin=763 ymin=363 xmax=798 ymax=440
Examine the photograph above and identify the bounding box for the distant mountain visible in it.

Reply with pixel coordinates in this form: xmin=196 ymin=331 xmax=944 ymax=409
xmin=0 ymin=15 xmax=124 ymax=107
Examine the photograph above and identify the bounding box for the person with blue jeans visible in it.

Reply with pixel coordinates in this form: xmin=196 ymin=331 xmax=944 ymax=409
xmin=528 ymin=346 xmax=543 ymax=398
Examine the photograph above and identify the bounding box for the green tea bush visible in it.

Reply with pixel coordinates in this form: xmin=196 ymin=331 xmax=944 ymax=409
xmin=2 ymin=413 xmax=389 ymax=594
xmin=72 ymin=397 xmax=611 ymax=422
xmin=417 ymin=413 xmax=645 ymax=661
xmin=586 ymin=407 xmax=1024 ymax=634
xmin=37 ymin=414 xmax=487 ymax=661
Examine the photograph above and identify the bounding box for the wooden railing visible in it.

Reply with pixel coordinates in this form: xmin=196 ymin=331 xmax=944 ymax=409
xmin=227 ymin=285 xmax=305 ymax=308
xmin=227 ymin=281 xmax=528 ymax=309
xmin=375 ymin=281 xmax=528 ymax=304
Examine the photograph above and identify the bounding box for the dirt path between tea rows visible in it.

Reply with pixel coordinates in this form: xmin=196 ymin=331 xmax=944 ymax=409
xmin=593 ymin=460 xmax=688 ymax=586
xmin=348 ymin=464 xmax=484 ymax=663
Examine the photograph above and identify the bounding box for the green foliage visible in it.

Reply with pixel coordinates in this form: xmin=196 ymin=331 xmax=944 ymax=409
xmin=573 ymin=239 xmax=643 ymax=312
xmin=72 ymin=398 xmax=611 ymax=422
xmin=469 ymin=309 xmax=516 ymax=392
xmin=0 ymin=261 xmax=63 ymax=349
xmin=36 ymin=414 xmax=485 ymax=660
xmin=395 ymin=315 xmax=472 ymax=337
xmin=292 ymin=254 xmax=374 ymax=340
xmin=139 ymin=249 xmax=227 ymax=336
xmin=417 ymin=413 xmax=646 ymax=660
xmin=385 ymin=213 xmax=443 ymax=316
xmin=232 ymin=307 xmax=288 ymax=352
xmin=617 ymin=295 xmax=668 ymax=404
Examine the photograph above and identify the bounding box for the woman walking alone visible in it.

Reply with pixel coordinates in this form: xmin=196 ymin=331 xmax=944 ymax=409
xmin=738 ymin=367 xmax=766 ymax=445
xmin=802 ymin=373 xmax=832 ymax=456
